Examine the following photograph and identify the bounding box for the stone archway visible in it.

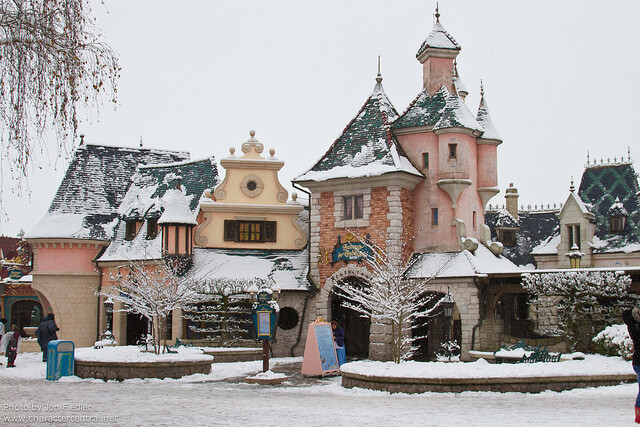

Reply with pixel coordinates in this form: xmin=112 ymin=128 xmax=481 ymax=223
xmin=319 ymin=265 xmax=374 ymax=359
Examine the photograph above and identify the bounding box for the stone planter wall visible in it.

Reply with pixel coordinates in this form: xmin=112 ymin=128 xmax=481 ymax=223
xmin=341 ymin=371 xmax=635 ymax=394
xmin=74 ymin=358 xmax=213 ymax=381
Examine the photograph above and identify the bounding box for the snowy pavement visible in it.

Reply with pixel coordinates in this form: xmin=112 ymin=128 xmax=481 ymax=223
xmin=0 ymin=352 xmax=638 ymax=426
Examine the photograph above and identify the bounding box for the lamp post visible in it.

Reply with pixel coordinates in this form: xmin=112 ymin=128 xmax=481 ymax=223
xmin=441 ymin=287 xmax=455 ymax=361
xmin=566 ymin=244 xmax=584 ymax=269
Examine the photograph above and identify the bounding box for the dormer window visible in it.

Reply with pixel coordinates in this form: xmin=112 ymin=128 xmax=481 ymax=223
xmin=608 ymin=198 xmax=628 ymax=234
xmin=497 ymin=229 xmax=517 ymax=246
xmin=125 ymin=220 xmax=137 ymax=241
xmin=146 ymin=218 xmax=159 ymax=239
xmin=567 ymin=224 xmax=580 ymax=250
xmin=609 ymin=215 xmax=626 ymax=233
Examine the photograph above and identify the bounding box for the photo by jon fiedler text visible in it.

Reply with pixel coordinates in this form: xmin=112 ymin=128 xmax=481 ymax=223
xmin=3 ymin=402 xmax=118 ymax=424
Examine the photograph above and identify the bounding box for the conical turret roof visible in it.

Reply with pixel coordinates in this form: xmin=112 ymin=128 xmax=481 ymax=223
xmin=476 ymin=83 xmax=502 ymax=142
xmin=294 ymin=75 xmax=421 ymax=183
xmin=433 ymin=88 xmax=484 ymax=133
xmin=416 ymin=20 xmax=461 ymax=59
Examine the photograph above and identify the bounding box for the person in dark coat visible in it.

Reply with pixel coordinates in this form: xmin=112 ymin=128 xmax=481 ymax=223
xmin=623 ymin=307 xmax=640 ymax=424
xmin=35 ymin=313 xmax=59 ymax=362
xmin=331 ymin=320 xmax=346 ymax=366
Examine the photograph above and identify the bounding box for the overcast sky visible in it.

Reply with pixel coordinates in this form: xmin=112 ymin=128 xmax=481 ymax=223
xmin=2 ymin=0 xmax=639 ymax=237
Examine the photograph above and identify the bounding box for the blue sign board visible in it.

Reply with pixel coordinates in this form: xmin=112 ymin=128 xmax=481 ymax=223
xmin=331 ymin=241 xmax=373 ymax=265
xmin=314 ymin=323 xmax=339 ymax=372
xmin=7 ymin=268 xmax=23 ymax=280
xmin=251 ymin=301 xmax=278 ymax=340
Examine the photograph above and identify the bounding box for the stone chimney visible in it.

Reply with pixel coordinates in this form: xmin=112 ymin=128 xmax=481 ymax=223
xmin=505 ymin=183 xmax=519 ymax=220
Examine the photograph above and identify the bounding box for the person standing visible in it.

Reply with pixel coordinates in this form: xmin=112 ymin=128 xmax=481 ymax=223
xmin=0 ymin=324 xmax=21 ymax=367
xmin=0 ymin=318 xmax=6 ymax=365
xmin=35 ymin=313 xmax=59 ymax=362
xmin=331 ymin=320 xmax=346 ymax=366
xmin=623 ymin=307 xmax=640 ymax=424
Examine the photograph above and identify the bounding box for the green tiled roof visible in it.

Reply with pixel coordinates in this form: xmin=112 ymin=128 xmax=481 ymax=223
xmin=578 ymin=163 xmax=640 ymax=252
xmin=300 ymin=78 xmax=417 ymax=178
xmin=392 ymin=87 xmax=447 ymax=129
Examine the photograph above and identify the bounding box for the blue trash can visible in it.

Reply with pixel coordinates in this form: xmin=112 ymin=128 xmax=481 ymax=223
xmin=46 ymin=340 xmax=75 ymax=381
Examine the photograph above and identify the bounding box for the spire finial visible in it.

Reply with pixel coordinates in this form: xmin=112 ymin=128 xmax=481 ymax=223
xmin=376 ymin=55 xmax=382 ymax=84
xmin=570 ymin=177 xmax=575 ymax=193
xmin=480 ymin=79 xmax=485 ymax=98
xmin=79 ymin=134 xmax=85 ymax=146
xmin=139 ymin=135 xmax=143 ymax=148
xmin=435 ymin=2 xmax=440 ymax=23
xmin=587 ymin=150 xmax=590 ymax=165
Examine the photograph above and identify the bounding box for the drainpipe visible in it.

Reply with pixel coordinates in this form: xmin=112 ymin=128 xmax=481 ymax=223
xmin=471 ymin=277 xmax=485 ymax=350
xmin=96 ymin=265 xmax=103 ymax=343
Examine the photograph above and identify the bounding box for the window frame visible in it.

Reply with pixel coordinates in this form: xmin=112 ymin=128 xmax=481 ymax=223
xmin=224 ymin=220 xmax=277 ymax=243
xmin=343 ymin=195 xmax=364 ymax=220
xmin=448 ymin=143 xmax=457 ymax=160
xmin=432 ymin=208 xmax=439 ymax=226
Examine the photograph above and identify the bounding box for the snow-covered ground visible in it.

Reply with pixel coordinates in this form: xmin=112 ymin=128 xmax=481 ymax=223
xmin=0 ymin=349 xmax=638 ymax=426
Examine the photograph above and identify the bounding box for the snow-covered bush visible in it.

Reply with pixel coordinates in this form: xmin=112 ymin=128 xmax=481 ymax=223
xmin=522 ymin=271 xmax=633 ymax=351
xmin=593 ymin=324 xmax=633 ymax=360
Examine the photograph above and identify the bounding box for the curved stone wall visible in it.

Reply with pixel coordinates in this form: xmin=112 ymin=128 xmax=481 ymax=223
xmin=341 ymin=371 xmax=635 ymax=394
xmin=74 ymin=358 xmax=213 ymax=381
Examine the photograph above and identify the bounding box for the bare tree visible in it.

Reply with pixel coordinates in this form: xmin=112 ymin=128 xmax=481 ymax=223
xmin=100 ymin=258 xmax=201 ymax=355
xmin=0 ymin=0 xmax=119 ymax=188
xmin=332 ymin=230 xmax=446 ymax=363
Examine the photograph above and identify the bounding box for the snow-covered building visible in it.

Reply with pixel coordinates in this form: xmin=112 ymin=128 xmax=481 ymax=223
xmin=486 ymin=155 xmax=640 ymax=273
xmin=25 ymin=135 xmax=313 ymax=354
xmin=294 ymin=11 xmax=524 ymax=361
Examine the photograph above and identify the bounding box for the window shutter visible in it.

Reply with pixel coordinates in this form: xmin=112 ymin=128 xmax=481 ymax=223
xmin=224 ymin=220 xmax=237 ymax=241
xmin=264 ymin=221 xmax=277 ymax=242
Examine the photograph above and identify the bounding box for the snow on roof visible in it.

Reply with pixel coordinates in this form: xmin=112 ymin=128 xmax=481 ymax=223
xmin=433 ymin=91 xmax=484 ymax=133
xmin=531 ymin=233 xmax=560 ymax=255
xmin=97 ymin=219 xmax=163 ymax=262
xmin=294 ymin=77 xmax=421 ymax=183
xmin=608 ymin=197 xmax=629 ymax=217
xmin=183 ymin=247 xmax=310 ymax=290
xmin=416 ymin=21 xmax=461 ymax=58
xmin=578 ymin=162 xmax=639 ymax=253
xmin=392 ymin=86 xmax=448 ymax=129
xmin=158 ymin=189 xmax=197 ymax=225
xmin=26 ymin=144 xmax=190 ymax=240
xmin=405 ymin=244 xmax=523 ymax=279
xmin=476 ymin=92 xmax=502 ymax=141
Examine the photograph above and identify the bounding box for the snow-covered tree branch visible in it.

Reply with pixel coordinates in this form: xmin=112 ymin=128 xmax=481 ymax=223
xmin=0 ymin=0 xmax=119 ymax=191
xmin=183 ymin=277 xmax=268 ymax=346
xmin=100 ymin=258 xmax=202 ymax=354
xmin=332 ymin=229 xmax=446 ymax=363
xmin=522 ymin=270 xmax=634 ymax=351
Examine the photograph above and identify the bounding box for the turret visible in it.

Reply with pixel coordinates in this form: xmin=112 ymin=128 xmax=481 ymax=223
xmin=159 ymin=177 xmax=197 ymax=258
xmin=416 ymin=7 xmax=461 ymax=95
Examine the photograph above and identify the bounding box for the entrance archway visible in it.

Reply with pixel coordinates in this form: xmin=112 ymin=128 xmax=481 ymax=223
xmin=10 ymin=299 xmax=43 ymax=334
xmin=411 ymin=292 xmax=461 ymax=361
xmin=330 ymin=276 xmax=371 ymax=359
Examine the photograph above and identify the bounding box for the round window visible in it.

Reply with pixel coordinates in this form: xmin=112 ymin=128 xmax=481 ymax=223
xmin=278 ymin=307 xmax=299 ymax=330
xmin=246 ymin=180 xmax=257 ymax=191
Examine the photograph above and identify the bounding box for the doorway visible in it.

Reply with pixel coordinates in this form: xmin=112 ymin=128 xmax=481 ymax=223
xmin=411 ymin=292 xmax=461 ymax=361
xmin=126 ymin=313 xmax=149 ymax=346
xmin=10 ymin=299 xmax=43 ymax=336
xmin=330 ymin=277 xmax=371 ymax=359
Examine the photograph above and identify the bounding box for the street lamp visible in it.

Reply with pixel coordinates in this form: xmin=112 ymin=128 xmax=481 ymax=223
xmin=566 ymin=244 xmax=584 ymax=269
xmin=441 ymin=287 xmax=455 ymax=361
